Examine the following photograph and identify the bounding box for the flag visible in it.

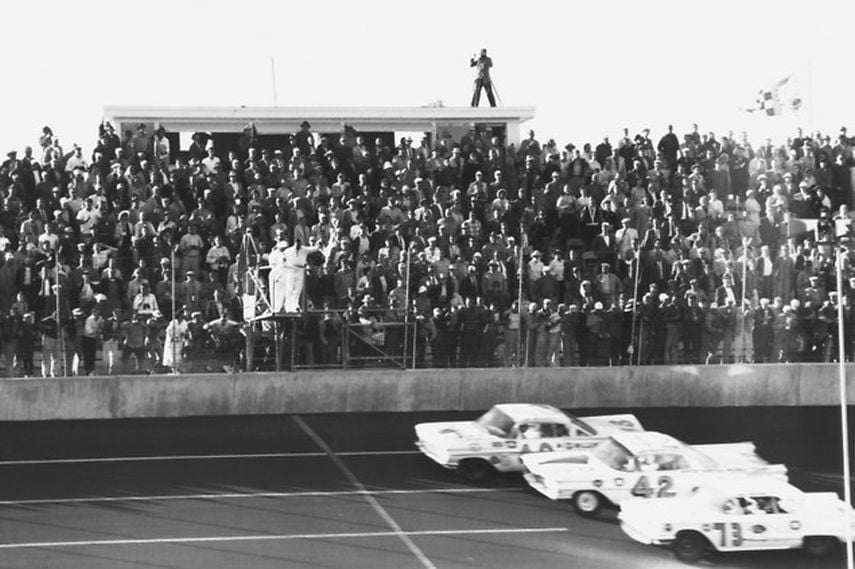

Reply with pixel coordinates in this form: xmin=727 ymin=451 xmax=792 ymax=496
xmin=745 ymin=75 xmax=803 ymax=116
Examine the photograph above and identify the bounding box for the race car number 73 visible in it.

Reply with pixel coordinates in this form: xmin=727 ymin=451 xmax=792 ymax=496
xmin=630 ymin=475 xmax=675 ymax=498
xmin=713 ymin=522 xmax=743 ymax=547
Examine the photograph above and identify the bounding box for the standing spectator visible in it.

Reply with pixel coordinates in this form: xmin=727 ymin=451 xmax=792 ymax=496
xmin=593 ymin=262 xmax=622 ymax=307
xmin=560 ymin=304 xmax=581 ymax=366
xmin=162 ymin=308 xmax=188 ymax=373
xmin=179 ymin=225 xmax=204 ymax=278
xmin=81 ymin=306 xmax=104 ymax=375
xmin=657 ymin=125 xmax=680 ymax=171
xmin=501 ymin=301 xmax=522 ymax=367
xmin=661 ymin=294 xmax=683 ymax=364
xmin=457 ymin=297 xmax=483 ymax=367
xmin=470 ymin=49 xmax=496 ymax=107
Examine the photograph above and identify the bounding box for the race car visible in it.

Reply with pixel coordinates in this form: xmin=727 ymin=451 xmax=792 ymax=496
xmin=414 ymin=403 xmax=643 ymax=481
xmin=619 ymin=477 xmax=855 ymax=563
xmin=521 ymin=431 xmax=787 ymax=517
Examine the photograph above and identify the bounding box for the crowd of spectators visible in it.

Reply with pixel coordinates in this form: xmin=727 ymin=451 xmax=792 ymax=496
xmin=1 ymin=118 xmax=855 ymax=376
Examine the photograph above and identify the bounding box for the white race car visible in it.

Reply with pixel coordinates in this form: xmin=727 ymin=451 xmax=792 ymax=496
xmin=414 ymin=404 xmax=643 ymax=481
xmin=521 ymin=431 xmax=787 ymax=517
xmin=619 ymin=478 xmax=855 ymax=563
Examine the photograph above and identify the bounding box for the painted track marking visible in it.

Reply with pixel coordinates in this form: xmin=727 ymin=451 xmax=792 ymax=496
xmin=0 ymin=487 xmax=515 ymax=506
xmin=293 ymin=415 xmax=437 ymax=569
xmin=0 ymin=450 xmax=419 ymax=466
xmin=0 ymin=527 xmax=569 ymax=550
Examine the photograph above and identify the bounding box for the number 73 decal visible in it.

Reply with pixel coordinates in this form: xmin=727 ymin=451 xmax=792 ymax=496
xmin=630 ymin=475 xmax=675 ymax=498
xmin=713 ymin=522 xmax=743 ymax=546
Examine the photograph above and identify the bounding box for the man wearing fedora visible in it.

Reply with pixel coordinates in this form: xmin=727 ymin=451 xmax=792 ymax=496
xmin=295 ymin=121 xmax=314 ymax=157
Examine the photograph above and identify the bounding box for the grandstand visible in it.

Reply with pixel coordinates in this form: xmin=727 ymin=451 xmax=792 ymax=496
xmin=0 ymin=105 xmax=853 ymax=376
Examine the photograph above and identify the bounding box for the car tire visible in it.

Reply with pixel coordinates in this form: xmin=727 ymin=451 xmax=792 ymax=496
xmin=571 ymin=491 xmax=602 ymax=517
xmin=803 ymin=536 xmax=837 ymax=557
xmin=457 ymin=459 xmax=493 ymax=482
xmin=673 ymin=531 xmax=708 ymax=564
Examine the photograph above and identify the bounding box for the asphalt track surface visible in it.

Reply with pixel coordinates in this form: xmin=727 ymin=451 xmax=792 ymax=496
xmin=0 ymin=407 xmax=853 ymax=568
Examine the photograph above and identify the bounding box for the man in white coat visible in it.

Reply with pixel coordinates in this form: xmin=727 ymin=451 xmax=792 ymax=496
xmin=282 ymin=238 xmax=319 ymax=312
xmin=162 ymin=308 xmax=188 ymax=373
xmin=268 ymin=239 xmax=289 ymax=313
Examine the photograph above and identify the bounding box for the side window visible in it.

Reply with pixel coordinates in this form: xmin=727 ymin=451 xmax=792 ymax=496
xmin=638 ymin=453 xmax=660 ymax=472
xmin=723 ymin=498 xmax=744 ymax=515
xmin=656 ymin=453 xmax=690 ymax=471
xmin=554 ymin=424 xmax=570 ymax=437
xmin=517 ymin=423 xmax=544 ymax=439
xmin=752 ymin=496 xmax=783 ymax=514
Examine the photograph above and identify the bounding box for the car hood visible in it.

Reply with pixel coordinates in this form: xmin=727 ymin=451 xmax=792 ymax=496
xmin=520 ymin=450 xmax=591 ymax=473
xmin=415 ymin=421 xmax=490 ymax=443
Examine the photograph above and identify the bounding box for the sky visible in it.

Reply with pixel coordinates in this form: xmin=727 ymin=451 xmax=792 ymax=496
xmin=1 ymin=0 xmax=853 ymax=157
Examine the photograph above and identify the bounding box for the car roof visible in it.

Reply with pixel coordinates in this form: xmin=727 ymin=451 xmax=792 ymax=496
xmin=493 ymin=404 xmax=569 ymax=423
xmin=716 ymin=477 xmax=804 ymax=499
xmin=610 ymin=431 xmax=686 ymax=454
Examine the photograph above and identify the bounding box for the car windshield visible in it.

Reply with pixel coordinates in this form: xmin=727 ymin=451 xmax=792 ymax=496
xmin=592 ymin=438 xmax=634 ymax=470
xmin=566 ymin=414 xmax=597 ymax=436
xmin=476 ymin=407 xmax=515 ymax=438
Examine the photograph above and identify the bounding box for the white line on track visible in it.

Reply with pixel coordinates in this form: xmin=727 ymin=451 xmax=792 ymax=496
xmin=293 ymin=415 xmax=438 ymax=569
xmin=0 ymin=450 xmax=419 ymax=466
xmin=0 ymin=527 xmax=569 ymax=550
xmin=0 ymin=487 xmax=514 ymax=506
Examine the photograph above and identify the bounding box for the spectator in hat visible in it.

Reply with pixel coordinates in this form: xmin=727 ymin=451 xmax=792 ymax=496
xmin=295 ymin=121 xmax=314 ymax=156
xmin=532 ymin=265 xmax=558 ymax=305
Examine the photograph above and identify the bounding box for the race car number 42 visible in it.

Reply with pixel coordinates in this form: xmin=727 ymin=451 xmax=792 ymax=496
xmin=630 ymin=475 xmax=675 ymax=498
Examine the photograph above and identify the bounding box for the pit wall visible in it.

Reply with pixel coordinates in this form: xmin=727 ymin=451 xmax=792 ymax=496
xmin=0 ymin=364 xmax=851 ymax=421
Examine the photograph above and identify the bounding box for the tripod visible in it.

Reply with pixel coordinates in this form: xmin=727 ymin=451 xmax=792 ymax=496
xmin=491 ymin=78 xmax=504 ymax=106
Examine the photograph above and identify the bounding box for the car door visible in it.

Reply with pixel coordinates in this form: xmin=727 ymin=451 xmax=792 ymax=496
xmin=620 ymin=452 xmax=689 ymax=504
xmin=742 ymin=496 xmax=802 ymax=550
xmin=501 ymin=422 xmax=561 ymax=470
xmin=517 ymin=422 xmax=563 ymax=454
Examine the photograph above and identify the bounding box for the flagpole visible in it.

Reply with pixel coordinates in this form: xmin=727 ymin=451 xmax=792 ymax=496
xmin=837 ymin=246 xmax=854 ymax=569
xmin=56 ymin=254 xmax=66 ymax=378
xmin=631 ymin=245 xmax=642 ymax=366
xmin=517 ymin=243 xmax=524 ymax=367
xmin=741 ymin=241 xmax=748 ymax=362
xmin=270 ymin=56 xmax=278 ymax=108
xmin=403 ymin=243 xmax=411 ymax=369
xmin=171 ymin=245 xmax=176 ymax=373
xmin=807 ymin=58 xmax=815 ymax=134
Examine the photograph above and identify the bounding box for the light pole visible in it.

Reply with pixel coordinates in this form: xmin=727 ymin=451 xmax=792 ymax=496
xmin=836 ymin=244 xmax=853 ymax=569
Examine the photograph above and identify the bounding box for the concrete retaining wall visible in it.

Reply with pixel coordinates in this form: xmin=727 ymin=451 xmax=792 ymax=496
xmin=0 ymin=364 xmax=851 ymax=421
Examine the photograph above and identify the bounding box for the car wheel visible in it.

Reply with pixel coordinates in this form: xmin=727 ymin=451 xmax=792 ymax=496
xmin=572 ymin=491 xmax=602 ymax=517
xmin=803 ymin=536 xmax=837 ymax=557
xmin=457 ymin=459 xmax=493 ymax=482
xmin=673 ymin=532 xmax=707 ymax=564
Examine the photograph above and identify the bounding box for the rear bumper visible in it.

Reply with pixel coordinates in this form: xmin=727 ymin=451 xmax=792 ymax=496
xmin=523 ymin=473 xmax=566 ymax=500
xmin=415 ymin=441 xmax=457 ymax=469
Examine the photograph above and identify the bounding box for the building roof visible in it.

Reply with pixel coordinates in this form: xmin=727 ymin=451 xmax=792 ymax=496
xmin=103 ymin=105 xmax=536 ymax=135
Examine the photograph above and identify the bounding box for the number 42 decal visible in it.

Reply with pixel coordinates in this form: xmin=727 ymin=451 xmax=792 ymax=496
xmin=630 ymin=475 xmax=675 ymax=498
